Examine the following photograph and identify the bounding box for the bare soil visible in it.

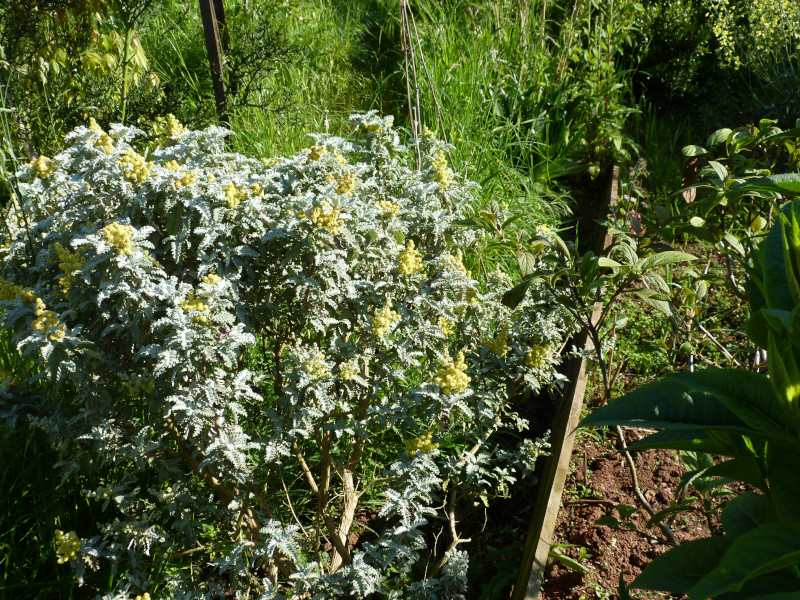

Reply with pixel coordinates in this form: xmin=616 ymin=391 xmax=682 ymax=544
xmin=538 ymin=429 xmax=710 ymax=600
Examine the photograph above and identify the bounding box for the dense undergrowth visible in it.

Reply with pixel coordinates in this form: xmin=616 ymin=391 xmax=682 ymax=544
xmin=0 ymin=0 xmax=799 ymax=598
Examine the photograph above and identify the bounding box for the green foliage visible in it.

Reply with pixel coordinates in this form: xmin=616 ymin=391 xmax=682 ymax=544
xmin=0 ymin=114 xmax=572 ymax=598
xmin=581 ymin=197 xmax=800 ymax=599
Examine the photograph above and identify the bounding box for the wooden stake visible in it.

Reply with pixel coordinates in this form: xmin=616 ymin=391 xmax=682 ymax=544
xmin=198 ymin=0 xmax=228 ymax=125
xmin=513 ymin=166 xmax=619 ymax=600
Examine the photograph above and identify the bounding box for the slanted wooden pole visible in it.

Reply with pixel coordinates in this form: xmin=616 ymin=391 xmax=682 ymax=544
xmin=198 ymin=0 xmax=229 ymax=126
xmin=513 ymin=166 xmax=619 ymax=600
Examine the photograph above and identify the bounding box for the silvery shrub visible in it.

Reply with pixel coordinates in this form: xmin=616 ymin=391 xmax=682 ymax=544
xmin=0 ymin=112 xmax=571 ymax=599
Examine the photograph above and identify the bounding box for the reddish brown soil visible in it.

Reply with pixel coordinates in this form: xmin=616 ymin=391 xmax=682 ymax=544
xmin=538 ymin=429 xmax=711 ymax=600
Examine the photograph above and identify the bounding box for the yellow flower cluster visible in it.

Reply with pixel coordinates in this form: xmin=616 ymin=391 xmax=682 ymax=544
xmin=180 ymin=291 xmax=210 ymax=325
xmin=437 ymin=316 xmax=455 ymax=337
xmin=119 ymin=148 xmax=153 ymax=183
xmin=405 ymin=428 xmax=439 ymax=456
xmin=396 ymin=240 xmax=424 ymax=276
xmin=95 ymin=132 xmax=115 ymax=154
xmin=174 ymin=171 xmax=196 ymax=189
xmin=431 ymin=150 xmax=452 ymax=188
xmin=250 ymin=183 xmax=262 ymax=197
xmin=0 ymin=279 xmax=65 ymax=340
xmin=339 ymin=357 xmax=360 ymax=381
xmin=335 ymin=172 xmax=356 ymax=195
xmin=446 ymin=251 xmax=471 ymax=278
xmin=223 ymin=183 xmax=248 ymax=209
xmin=163 ymin=160 xmax=180 ymax=172
xmin=525 ymin=344 xmax=550 ymax=369
xmin=363 ymin=117 xmax=391 ymax=134
xmin=306 ymin=145 xmax=328 ymax=162
xmin=102 ymin=223 xmax=135 ymax=255
xmin=33 ymin=298 xmax=66 ymax=340
xmin=54 ymin=242 xmax=87 ymax=293
xmin=435 ymin=351 xmax=471 ymax=395
xmin=485 ymin=326 xmax=509 ymax=357
xmin=307 ymin=202 xmax=343 ymax=235
xmin=377 ymin=200 xmax=400 ymax=218
xmin=32 ymin=156 xmax=56 ymax=178
xmin=88 ymin=117 xmax=104 ymax=133
xmin=372 ymin=298 xmax=400 ymax=337
xmin=167 ymin=113 xmax=184 ymax=137
xmin=0 ymin=279 xmax=35 ymax=303
xmin=202 ymin=273 xmax=222 ymax=286
xmin=134 ymin=593 xmax=151 ymax=600
xmin=55 ymin=530 xmax=81 ymax=564
xmin=305 ymin=349 xmax=331 ymax=381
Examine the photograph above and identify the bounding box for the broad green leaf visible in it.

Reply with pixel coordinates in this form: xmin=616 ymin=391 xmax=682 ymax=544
xmin=695 ymin=455 xmax=767 ymax=491
xmin=501 ymin=277 xmax=533 ymax=309
xmin=766 ymin=442 xmax=800 ymax=521
xmin=582 ymin=369 xmax=797 ymax=444
xmin=631 ymin=537 xmax=731 ymax=593
xmin=683 ymin=145 xmax=708 ymax=157
xmin=688 ymin=522 xmax=800 ymax=599
xmin=597 ymin=256 xmax=622 ymax=269
xmin=721 ymin=492 xmax=776 ymax=537
xmin=735 ymin=174 xmax=800 ymax=197
xmin=517 ymin=251 xmax=538 ymax=277
xmin=690 ymin=216 xmax=706 ymax=227
xmin=639 ymin=251 xmax=697 ymax=271
xmin=624 ymin=429 xmax=729 ymax=455
xmin=709 ymin=160 xmax=729 ymax=181
xmin=723 ymin=232 xmax=745 ymax=257
xmin=707 ymin=128 xmax=733 ymax=146
xmin=633 ymin=289 xmax=672 ymax=317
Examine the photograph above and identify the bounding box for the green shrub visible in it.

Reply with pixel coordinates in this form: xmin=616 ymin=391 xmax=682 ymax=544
xmin=0 ymin=113 xmax=570 ymax=598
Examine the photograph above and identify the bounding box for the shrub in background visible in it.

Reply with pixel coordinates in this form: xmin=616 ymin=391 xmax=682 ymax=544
xmin=0 ymin=112 xmax=569 ymax=598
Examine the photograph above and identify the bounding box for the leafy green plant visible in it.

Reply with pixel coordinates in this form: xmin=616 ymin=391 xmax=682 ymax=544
xmin=0 ymin=113 xmax=570 ymax=598
xmin=582 ymin=190 xmax=800 ymax=599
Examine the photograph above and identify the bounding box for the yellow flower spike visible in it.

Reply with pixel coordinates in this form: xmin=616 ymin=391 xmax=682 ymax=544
xmin=485 ymin=326 xmax=509 ymax=357
xmin=339 ymin=357 xmax=360 ymax=381
xmin=163 ymin=159 xmax=180 ymax=173
xmin=55 ymin=530 xmax=81 ymax=564
xmin=94 ymin=132 xmax=115 ymax=154
xmin=307 ymin=201 xmax=343 ymax=235
xmin=437 ymin=316 xmax=455 ymax=338
xmin=55 ymin=242 xmax=87 ymax=293
xmin=525 ymin=344 xmax=550 ymax=369
xmin=102 ymin=223 xmax=135 ymax=255
xmin=33 ymin=156 xmax=56 ymax=178
xmin=180 ymin=291 xmax=210 ymax=325
xmin=306 ymin=145 xmax=328 ymax=162
xmin=396 ymin=240 xmax=424 ymax=276
xmin=371 ymin=298 xmax=401 ymax=337
xmin=223 ymin=183 xmax=247 ymax=208
xmin=377 ymin=200 xmax=400 ymax=218
xmin=431 ymin=150 xmax=452 ymax=188
xmin=435 ymin=350 xmax=471 ymax=395
xmin=166 ymin=114 xmax=184 ymax=137
xmin=119 ymin=148 xmax=152 ymax=183
xmin=174 ymin=171 xmax=196 ymax=189
xmin=335 ymin=172 xmax=355 ymax=195
xmin=305 ymin=349 xmax=331 ymax=381
xmin=405 ymin=428 xmax=439 ymax=456
xmin=88 ymin=117 xmax=104 ymax=133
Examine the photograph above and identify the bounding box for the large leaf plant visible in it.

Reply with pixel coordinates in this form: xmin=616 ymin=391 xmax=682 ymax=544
xmin=581 ymin=186 xmax=800 ymax=600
